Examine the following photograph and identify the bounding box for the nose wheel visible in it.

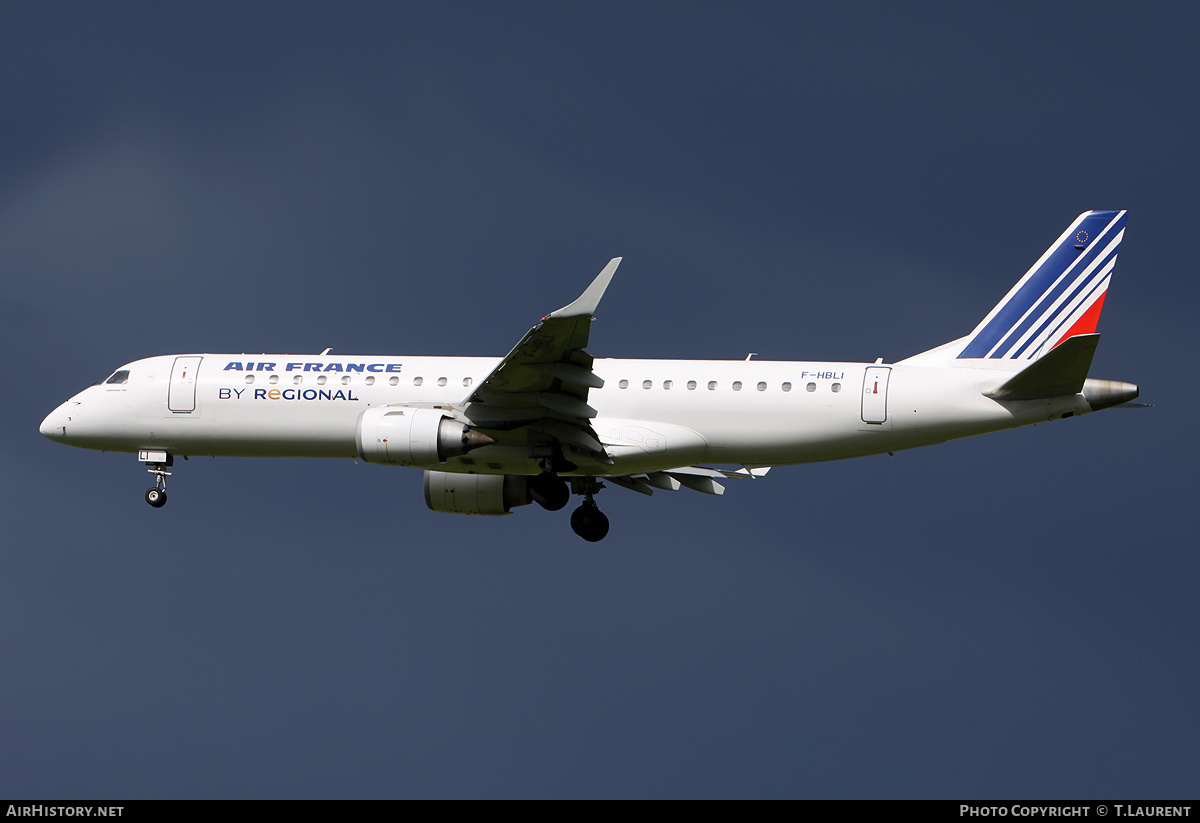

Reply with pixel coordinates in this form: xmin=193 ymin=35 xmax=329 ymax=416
xmin=141 ymin=451 xmax=173 ymax=508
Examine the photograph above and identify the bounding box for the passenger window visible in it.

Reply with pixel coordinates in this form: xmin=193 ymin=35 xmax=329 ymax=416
xmin=316 ymin=375 xmax=327 ymax=385
xmin=270 ymin=375 xmax=280 ymax=385
xmin=244 ymin=375 xmax=254 ymax=384
xmin=365 ymin=376 xmax=375 ymax=386
xmin=732 ymin=381 xmax=742 ymax=391
xmin=643 ymin=380 xmax=652 ymax=390
xmin=293 ymin=375 xmax=303 ymax=385
xmin=757 ymin=382 xmax=767 ymax=391
xmin=463 ymin=377 xmax=472 ymax=387
xmin=663 ymin=380 xmax=673 ymax=390
xmin=105 ymin=370 xmax=130 ymax=385
xmin=413 ymin=377 xmax=424 ymax=386
xmin=619 ymin=380 xmax=629 ymax=389
xmin=782 ymin=382 xmax=792 ymax=392
xmin=708 ymin=381 xmax=717 ymax=391
xmin=389 ymin=376 xmax=399 ymax=386
xmin=806 ymin=382 xmax=817 ymax=392
xmin=341 ymin=375 xmax=351 ymax=385
xmin=437 ymin=377 xmax=447 ymax=387
xmin=832 ymin=382 xmax=842 ymax=393
xmin=687 ymin=381 xmax=697 ymax=391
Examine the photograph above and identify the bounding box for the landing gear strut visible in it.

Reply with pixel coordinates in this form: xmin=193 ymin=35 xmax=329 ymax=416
xmin=527 ymin=443 xmax=610 ymax=541
xmin=569 ymin=477 xmax=609 ymax=542
xmin=570 ymin=500 xmax=609 ymax=542
xmin=528 ymin=454 xmax=571 ymax=511
xmin=529 ymin=470 xmax=570 ymax=511
xmin=140 ymin=451 xmax=173 ymax=508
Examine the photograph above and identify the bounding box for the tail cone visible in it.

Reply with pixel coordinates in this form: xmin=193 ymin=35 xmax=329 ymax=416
xmin=1082 ymin=379 xmax=1139 ymax=411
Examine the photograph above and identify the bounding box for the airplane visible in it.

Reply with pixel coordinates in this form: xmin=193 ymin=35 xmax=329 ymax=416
xmin=40 ymin=210 xmax=1139 ymax=542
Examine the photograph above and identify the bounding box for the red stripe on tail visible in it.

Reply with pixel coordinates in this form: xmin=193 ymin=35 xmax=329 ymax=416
xmin=1051 ymin=290 xmax=1107 ymax=350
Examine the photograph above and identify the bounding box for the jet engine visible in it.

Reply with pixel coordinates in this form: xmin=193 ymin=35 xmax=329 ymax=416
xmin=355 ymin=407 xmax=493 ymax=466
xmin=423 ymin=471 xmax=531 ymax=516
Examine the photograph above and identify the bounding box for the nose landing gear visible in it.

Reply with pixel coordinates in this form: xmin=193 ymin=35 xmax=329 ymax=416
xmin=139 ymin=450 xmax=172 ymax=508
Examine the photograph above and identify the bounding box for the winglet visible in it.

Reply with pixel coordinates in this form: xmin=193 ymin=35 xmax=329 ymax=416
xmin=547 ymin=258 xmax=622 ymax=319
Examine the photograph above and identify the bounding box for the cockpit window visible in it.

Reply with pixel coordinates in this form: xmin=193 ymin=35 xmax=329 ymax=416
xmin=105 ymin=370 xmax=130 ymax=385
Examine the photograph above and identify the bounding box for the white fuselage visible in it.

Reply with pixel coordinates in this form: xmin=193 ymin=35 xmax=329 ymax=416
xmin=36 ymin=214 xmax=1136 ymax=538
xmin=40 ymin=353 xmax=1090 ymax=475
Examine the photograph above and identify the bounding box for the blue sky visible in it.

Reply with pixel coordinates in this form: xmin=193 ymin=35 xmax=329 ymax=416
xmin=3 ymin=3 xmax=1196 ymax=798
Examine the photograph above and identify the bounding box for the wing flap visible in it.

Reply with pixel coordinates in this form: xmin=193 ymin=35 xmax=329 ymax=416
xmin=603 ymin=465 xmax=769 ymax=497
xmin=608 ymin=475 xmax=655 ymax=496
xmin=645 ymin=472 xmax=682 ymax=491
xmin=667 ymin=473 xmax=725 ymax=495
xmin=528 ymin=362 xmax=605 ymax=389
xmin=538 ymin=418 xmax=605 ymax=453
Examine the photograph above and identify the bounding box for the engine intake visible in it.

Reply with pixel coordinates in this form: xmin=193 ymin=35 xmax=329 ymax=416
xmin=356 ymin=407 xmax=493 ymax=466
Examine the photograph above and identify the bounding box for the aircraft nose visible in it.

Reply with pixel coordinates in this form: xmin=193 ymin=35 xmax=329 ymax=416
xmin=40 ymin=403 xmax=69 ymax=440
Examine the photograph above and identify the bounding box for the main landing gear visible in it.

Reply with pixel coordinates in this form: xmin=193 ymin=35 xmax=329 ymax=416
xmin=528 ymin=470 xmax=570 ymax=511
xmin=140 ymin=450 xmax=173 ymax=508
xmin=570 ymin=499 xmax=609 ymax=542
xmin=527 ymin=453 xmax=611 ymax=542
xmin=568 ymin=477 xmax=609 ymax=543
xmin=528 ymin=451 xmax=573 ymax=511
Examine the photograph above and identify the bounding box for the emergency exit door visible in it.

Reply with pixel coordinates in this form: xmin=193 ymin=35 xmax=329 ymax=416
xmin=168 ymin=356 xmax=202 ymax=413
xmin=861 ymin=367 xmax=890 ymax=424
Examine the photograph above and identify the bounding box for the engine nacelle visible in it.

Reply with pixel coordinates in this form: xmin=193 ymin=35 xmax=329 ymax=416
xmin=355 ymin=406 xmax=493 ymax=466
xmin=423 ymin=471 xmax=531 ymax=516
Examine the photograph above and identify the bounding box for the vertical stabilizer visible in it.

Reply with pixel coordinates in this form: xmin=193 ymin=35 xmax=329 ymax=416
xmin=955 ymin=210 xmax=1126 ymax=361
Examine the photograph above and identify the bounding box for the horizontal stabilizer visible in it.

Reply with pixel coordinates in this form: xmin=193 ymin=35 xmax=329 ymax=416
xmin=984 ymin=334 xmax=1099 ymax=401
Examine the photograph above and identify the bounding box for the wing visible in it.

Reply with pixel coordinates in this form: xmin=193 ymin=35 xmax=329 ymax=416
xmin=462 ymin=258 xmax=621 ymax=468
xmin=606 ymin=465 xmax=771 ymax=496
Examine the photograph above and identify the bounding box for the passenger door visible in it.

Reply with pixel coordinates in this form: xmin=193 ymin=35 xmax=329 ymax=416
xmin=168 ymin=356 xmax=202 ymax=413
xmin=861 ymin=367 xmax=890 ymax=424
